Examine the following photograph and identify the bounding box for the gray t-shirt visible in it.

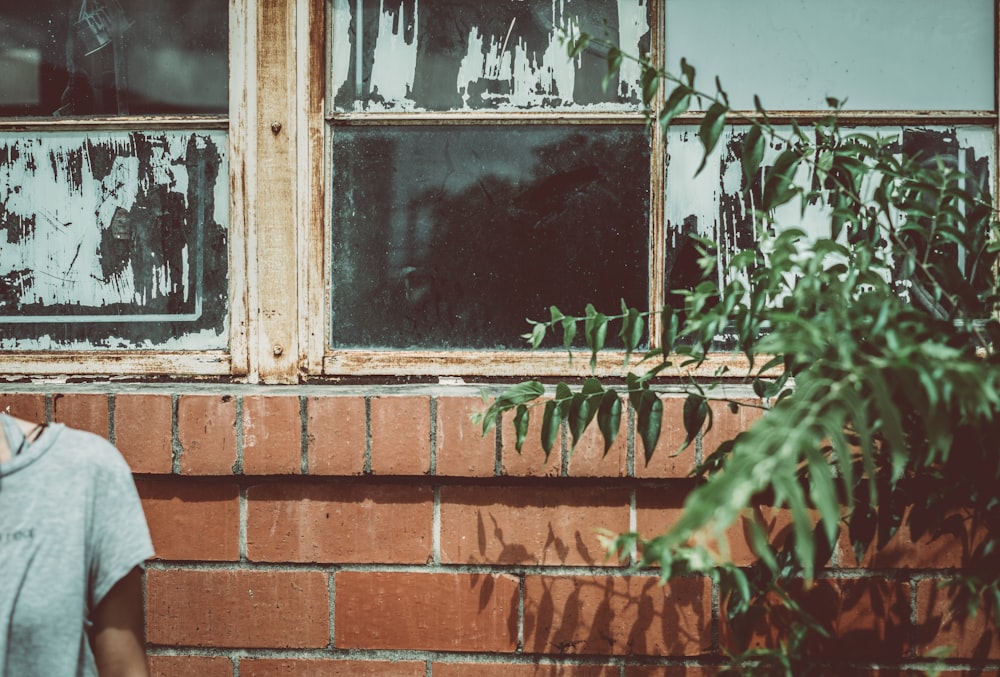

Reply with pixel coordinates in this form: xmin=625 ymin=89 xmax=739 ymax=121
xmin=0 ymin=415 xmax=154 ymax=676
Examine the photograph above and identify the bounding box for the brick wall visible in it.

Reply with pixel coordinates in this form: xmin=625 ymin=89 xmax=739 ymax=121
xmin=1 ymin=387 xmax=997 ymax=676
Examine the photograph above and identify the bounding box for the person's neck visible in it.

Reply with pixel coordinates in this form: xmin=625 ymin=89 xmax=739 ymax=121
xmin=0 ymin=415 xmax=44 ymax=465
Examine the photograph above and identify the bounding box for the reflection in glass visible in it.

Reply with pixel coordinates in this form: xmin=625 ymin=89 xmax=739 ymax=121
xmin=330 ymin=0 xmax=650 ymax=112
xmin=0 ymin=0 xmax=228 ymax=116
xmin=331 ymin=125 xmax=650 ymax=348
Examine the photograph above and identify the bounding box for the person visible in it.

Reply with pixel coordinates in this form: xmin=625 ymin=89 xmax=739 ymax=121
xmin=0 ymin=411 xmax=154 ymax=676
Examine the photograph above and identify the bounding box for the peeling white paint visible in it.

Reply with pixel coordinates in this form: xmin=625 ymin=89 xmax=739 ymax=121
xmin=336 ymin=0 xmax=647 ymax=111
xmin=368 ymin=0 xmax=419 ymax=108
xmin=0 ymin=130 xmax=229 ymax=350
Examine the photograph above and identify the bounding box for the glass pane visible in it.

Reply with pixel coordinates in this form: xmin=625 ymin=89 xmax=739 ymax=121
xmin=0 ymin=0 xmax=228 ymax=117
xmin=663 ymin=124 xmax=995 ymax=316
xmin=0 ymin=130 xmax=229 ymax=349
xmin=665 ymin=0 xmax=994 ymax=111
xmin=331 ymin=0 xmax=650 ymax=112
xmin=331 ymin=125 xmax=649 ymax=348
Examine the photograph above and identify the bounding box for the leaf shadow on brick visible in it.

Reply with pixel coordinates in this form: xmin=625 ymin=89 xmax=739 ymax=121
xmin=721 ymin=578 xmax=910 ymax=664
xmin=523 ymin=575 xmax=711 ymax=657
xmin=915 ymin=581 xmax=1000 ymax=661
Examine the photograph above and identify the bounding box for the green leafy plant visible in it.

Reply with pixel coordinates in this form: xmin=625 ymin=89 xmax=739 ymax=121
xmin=477 ymin=34 xmax=1000 ymax=675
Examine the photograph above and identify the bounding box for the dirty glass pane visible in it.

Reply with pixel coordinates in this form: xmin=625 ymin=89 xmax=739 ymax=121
xmin=0 ymin=130 xmax=229 ymax=350
xmin=663 ymin=124 xmax=995 ymax=327
xmin=331 ymin=125 xmax=649 ymax=349
xmin=0 ymin=0 xmax=227 ymax=117
xmin=330 ymin=0 xmax=650 ymax=112
xmin=665 ymin=0 xmax=994 ymax=111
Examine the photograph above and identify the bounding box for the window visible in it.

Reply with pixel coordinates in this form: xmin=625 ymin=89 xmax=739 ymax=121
xmin=1 ymin=0 xmax=995 ymax=382
xmin=0 ymin=0 xmax=235 ymax=374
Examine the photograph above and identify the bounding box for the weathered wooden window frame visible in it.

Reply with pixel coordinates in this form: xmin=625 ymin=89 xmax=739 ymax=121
xmin=319 ymin=2 xmax=1000 ymax=380
xmin=1 ymin=1 xmax=996 ymax=385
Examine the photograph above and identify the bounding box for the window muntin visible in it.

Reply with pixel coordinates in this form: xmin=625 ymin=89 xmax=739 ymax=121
xmin=0 ymin=0 xmax=228 ymax=117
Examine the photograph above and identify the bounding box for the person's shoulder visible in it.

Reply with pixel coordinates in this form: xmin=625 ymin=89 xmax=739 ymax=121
xmin=51 ymin=425 xmax=132 ymax=476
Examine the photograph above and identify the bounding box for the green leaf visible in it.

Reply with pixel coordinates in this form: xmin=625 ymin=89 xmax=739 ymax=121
xmin=680 ymin=393 xmax=708 ymax=451
xmin=568 ymin=393 xmax=591 ymax=450
xmin=637 ymin=389 xmax=664 ymax=465
xmin=513 ymin=404 xmax=529 ymax=452
xmin=584 ymin=304 xmax=609 ymax=370
xmin=618 ymin=303 xmax=644 ymax=363
xmin=696 ymin=102 xmax=728 ymax=175
xmin=804 ymin=445 xmax=840 ymax=548
xmin=526 ymin=321 xmax=546 ymax=349
xmin=482 ymin=381 xmax=545 ymax=433
xmin=762 ymin=148 xmax=802 ymax=211
xmin=540 ymin=400 xmax=562 ymax=461
xmin=658 ymin=85 xmax=692 ymax=133
xmin=641 ymin=66 xmax=660 ymax=106
xmin=597 ymin=391 xmax=622 ymax=455
xmin=561 ymin=317 xmax=577 ymax=349
xmin=742 ymin=125 xmax=765 ymax=188
xmin=555 ymin=382 xmax=573 ymax=420
xmin=603 ymin=47 xmax=622 ymax=91
xmin=567 ymin=33 xmax=591 ymax=58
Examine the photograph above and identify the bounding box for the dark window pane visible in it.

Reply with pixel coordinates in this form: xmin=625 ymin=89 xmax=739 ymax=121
xmin=0 ymin=0 xmax=227 ymax=117
xmin=0 ymin=130 xmax=229 ymax=349
xmin=331 ymin=125 xmax=649 ymax=348
xmin=331 ymin=0 xmax=650 ymax=112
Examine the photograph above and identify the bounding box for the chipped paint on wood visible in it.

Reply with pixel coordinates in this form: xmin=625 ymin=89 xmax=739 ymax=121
xmin=331 ymin=0 xmax=649 ymax=112
xmin=0 ymin=130 xmax=229 ymax=350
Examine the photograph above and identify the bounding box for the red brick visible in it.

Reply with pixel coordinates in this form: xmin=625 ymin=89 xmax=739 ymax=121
xmin=565 ymin=395 xmax=628 ymax=478
xmin=247 ymin=483 xmax=432 ymax=564
xmin=700 ymin=399 xmax=764 ymax=458
xmin=440 ymin=485 xmax=630 ymax=566
xmin=146 ymin=569 xmax=329 ymax=648
xmin=137 ymin=480 xmax=240 ymax=561
xmin=115 ymin=394 xmax=173 ymax=474
xmin=435 ymin=396 xmax=496 ymax=477
xmin=177 ymin=394 xmax=237 ymax=475
xmin=635 ymin=486 xmax=689 ymax=544
xmin=635 ymin=397 xmax=694 ymax=478
xmin=720 ymin=578 xmax=910 ymax=660
xmin=434 ymin=664 xmax=619 ymax=677
xmin=0 ymin=393 xmax=46 ymax=424
xmin=241 ymin=659 xmax=425 ymax=677
xmin=242 ymin=395 xmax=301 ymax=475
xmin=523 ymin=575 xmax=712 ymax=656
xmin=501 ymin=400 xmax=560 ymax=477
xmin=52 ymin=392 xmax=109 ymax=438
xmin=307 ymin=396 xmax=365 ymax=475
xmin=840 ymin=507 xmax=987 ymax=570
xmin=916 ymin=579 xmax=1000 ymax=659
xmin=369 ymin=396 xmax=430 ymax=475
xmin=335 ymin=571 xmax=518 ymax=652
xmin=149 ymin=655 xmax=233 ymax=677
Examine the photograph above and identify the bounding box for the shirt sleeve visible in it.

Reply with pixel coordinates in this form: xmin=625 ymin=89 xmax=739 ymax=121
xmin=87 ymin=442 xmax=155 ymax=612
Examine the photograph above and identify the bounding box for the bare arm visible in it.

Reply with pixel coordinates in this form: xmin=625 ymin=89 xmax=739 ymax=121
xmin=90 ymin=567 xmax=151 ymax=677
